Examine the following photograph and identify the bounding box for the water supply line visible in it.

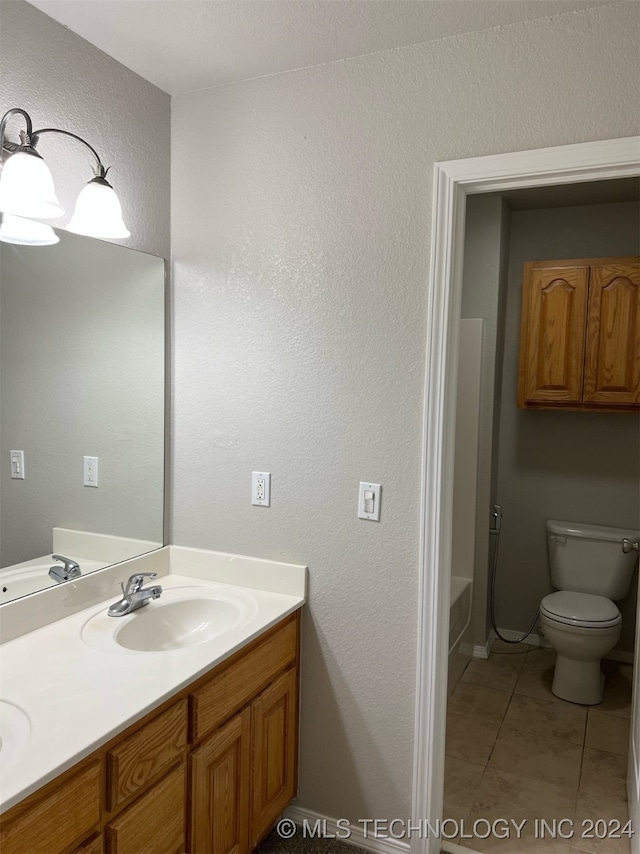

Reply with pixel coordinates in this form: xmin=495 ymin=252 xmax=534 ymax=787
xmin=489 ymin=504 xmax=539 ymax=645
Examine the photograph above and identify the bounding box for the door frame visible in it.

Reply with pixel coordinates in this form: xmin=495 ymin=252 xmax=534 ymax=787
xmin=412 ymin=136 xmax=640 ymax=854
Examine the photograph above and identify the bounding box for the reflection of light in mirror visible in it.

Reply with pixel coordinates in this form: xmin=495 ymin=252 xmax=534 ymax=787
xmin=0 ymin=213 xmax=59 ymax=246
xmin=0 ymin=149 xmax=63 ymax=220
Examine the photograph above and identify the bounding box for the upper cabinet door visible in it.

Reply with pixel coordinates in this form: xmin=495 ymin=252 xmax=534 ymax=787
xmin=518 ymin=262 xmax=589 ymax=407
xmin=584 ymin=261 xmax=640 ymax=406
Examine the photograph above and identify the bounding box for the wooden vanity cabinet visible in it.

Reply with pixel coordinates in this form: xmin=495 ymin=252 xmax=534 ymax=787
xmin=190 ymin=708 xmax=251 ymax=854
xmin=0 ymin=611 xmax=301 ymax=854
xmin=0 ymin=760 xmax=102 ymax=854
xmin=518 ymin=257 xmax=640 ymax=411
xmin=250 ymin=667 xmax=298 ymax=849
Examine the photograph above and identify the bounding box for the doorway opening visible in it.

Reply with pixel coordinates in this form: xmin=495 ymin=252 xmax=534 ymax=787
xmin=444 ymin=177 xmax=639 ymax=853
xmin=411 ymin=138 xmax=640 ymax=854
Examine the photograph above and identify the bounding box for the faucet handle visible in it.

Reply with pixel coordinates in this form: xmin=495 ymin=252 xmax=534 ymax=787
xmin=124 ymin=572 xmax=158 ymax=594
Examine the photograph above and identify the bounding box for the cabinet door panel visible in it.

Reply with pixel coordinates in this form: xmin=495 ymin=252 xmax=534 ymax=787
xmin=584 ymin=262 xmax=640 ymax=405
xmin=251 ymin=668 xmax=298 ymax=848
xmin=518 ymin=263 xmax=589 ymax=406
xmin=0 ymin=760 xmax=101 ymax=854
xmin=106 ymin=763 xmax=185 ymax=854
xmin=190 ymin=708 xmax=251 ymax=854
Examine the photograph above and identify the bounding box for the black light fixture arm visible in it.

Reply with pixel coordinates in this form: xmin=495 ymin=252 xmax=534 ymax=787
xmin=0 ymin=108 xmax=110 ymax=179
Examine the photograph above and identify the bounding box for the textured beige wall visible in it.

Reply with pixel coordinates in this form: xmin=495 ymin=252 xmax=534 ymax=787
xmin=0 ymin=1 xmax=170 ymax=258
xmin=495 ymin=200 xmax=640 ymax=653
xmin=171 ymin=3 xmax=640 ymax=822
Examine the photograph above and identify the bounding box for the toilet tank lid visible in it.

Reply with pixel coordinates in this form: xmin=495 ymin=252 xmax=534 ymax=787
xmin=546 ymin=520 xmax=640 ymax=542
xmin=541 ymin=591 xmax=620 ymax=623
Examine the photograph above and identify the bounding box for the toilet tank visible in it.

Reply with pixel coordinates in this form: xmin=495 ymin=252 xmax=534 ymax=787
xmin=546 ymin=520 xmax=639 ymax=600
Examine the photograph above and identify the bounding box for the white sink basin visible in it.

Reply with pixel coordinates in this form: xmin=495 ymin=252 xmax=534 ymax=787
xmin=0 ymin=701 xmax=31 ymax=770
xmin=82 ymin=586 xmax=258 ymax=653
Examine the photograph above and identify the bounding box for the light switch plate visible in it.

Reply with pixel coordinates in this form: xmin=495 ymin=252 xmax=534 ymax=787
xmin=10 ymin=450 xmax=25 ymax=479
xmin=358 ymin=482 xmax=381 ymax=521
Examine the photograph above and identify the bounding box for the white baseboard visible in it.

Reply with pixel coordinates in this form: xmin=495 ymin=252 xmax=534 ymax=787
xmin=472 ymin=629 xmax=495 ymax=659
xmin=493 ymin=627 xmax=548 ymax=648
xmin=284 ymin=805 xmax=410 ymax=854
xmin=474 ymin=627 xmax=634 ymax=664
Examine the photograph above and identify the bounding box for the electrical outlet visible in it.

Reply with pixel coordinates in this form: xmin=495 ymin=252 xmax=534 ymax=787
xmin=84 ymin=455 xmax=99 ymax=487
xmin=252 ymin=471 xmax=271 ymax=506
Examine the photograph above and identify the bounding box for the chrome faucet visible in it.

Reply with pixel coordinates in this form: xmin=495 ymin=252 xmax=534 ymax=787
xmin=49 ymin=554 xmax=81 ymax=583
xmin=108 ymin=572 xmax=162 ymax=617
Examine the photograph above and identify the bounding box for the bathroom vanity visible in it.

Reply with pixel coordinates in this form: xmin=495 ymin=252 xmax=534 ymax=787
xmin=0 ymin=548 xmax=306 ymax=854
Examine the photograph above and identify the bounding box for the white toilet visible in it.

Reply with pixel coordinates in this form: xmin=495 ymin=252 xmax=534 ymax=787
xmin=540 ymin=519 xmax=639 ymax=706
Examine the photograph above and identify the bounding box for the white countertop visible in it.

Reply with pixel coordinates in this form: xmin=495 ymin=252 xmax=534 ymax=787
xmin=0 ymin=548 xmax=306 ymax=813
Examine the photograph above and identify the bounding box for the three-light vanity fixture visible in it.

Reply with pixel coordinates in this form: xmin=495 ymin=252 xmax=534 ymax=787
xmin=0 ymin=107 xmax=130 ymax=246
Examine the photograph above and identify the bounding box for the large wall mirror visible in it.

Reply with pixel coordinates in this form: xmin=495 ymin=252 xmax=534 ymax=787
xmin=0 ymin=229 xmax=165 ymax=605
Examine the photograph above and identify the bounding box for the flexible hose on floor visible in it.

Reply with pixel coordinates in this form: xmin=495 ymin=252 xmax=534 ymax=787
xmin=489 ymin=513 xmax=539 ymax=645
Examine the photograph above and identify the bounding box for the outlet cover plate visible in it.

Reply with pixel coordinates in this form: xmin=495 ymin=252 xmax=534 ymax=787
xmin=252 ymin=471 xmax=271 ymax=506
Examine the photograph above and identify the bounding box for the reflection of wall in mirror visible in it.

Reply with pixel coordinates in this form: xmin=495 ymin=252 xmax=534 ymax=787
xmin=0 ymin=230 xmax=165 ymax=569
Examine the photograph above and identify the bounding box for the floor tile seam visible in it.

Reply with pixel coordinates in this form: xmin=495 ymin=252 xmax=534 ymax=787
xmin=464 ymin=774 xmax=579 ymax=829
xmin=447 ymin=708 xmax=507 ymax=729
xmin=577 ymin=781 xmax=629 ymax=804
xmin=460 ymin=670 xmax=521 ymax=693
xmin=478 ymin=762 xmax=580 ymax=807
xmin=594 ymin=708 xmax=631 ymax=720
xmin=486 ymin=751 xmax=581 ymax=793
xmin=583 ymin=729 xmax=629 ymax=758
xmin=487 ymin=650 xmax=528 ymax=672
xmin=496 ymin=722 xmax=587 ymax=752
xmin=581 ymin=745 xmax=630 ymax=778
xmin=455 ymin=682 xmax=514 ymax=701
xmin=499 ymin=709 xmax=588 ymax=747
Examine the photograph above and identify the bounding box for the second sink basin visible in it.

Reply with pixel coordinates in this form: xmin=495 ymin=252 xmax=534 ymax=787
xmin=0 ymin=700 xmax=31 ymax=771
xmin=82 ymin=585 xmax=258 ymax=653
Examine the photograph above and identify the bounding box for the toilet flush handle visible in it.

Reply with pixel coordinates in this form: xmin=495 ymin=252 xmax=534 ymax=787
xmin=622 ymin=538 xmax=640 ymax=554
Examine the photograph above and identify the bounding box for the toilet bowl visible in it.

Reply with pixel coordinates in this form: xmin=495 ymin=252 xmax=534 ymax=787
xmin=540 ymin=591 xmax=621 ymax=704
xmin=541 ymin=520 xmax=638 ymax=706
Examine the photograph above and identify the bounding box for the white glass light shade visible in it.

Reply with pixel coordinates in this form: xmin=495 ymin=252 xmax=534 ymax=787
xmin=0 ymin=213 xmax=60 ymax=246
xmin=0 ymin=150 xmax=64 ymax=219
xmin=67 ymin=178 xmax=130 ymax=239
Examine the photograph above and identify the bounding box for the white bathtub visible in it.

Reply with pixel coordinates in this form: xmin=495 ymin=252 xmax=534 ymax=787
xmin=448 ymin=575 xmax=473 ymax=695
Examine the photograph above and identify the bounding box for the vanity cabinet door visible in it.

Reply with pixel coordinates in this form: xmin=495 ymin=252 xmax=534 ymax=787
xmin=105 ymin=762 xmax=185 ymax=854
xmin=250 ymin=668 xmax=298 ymax=849
xmin=190 ymin=707 xmax=251 ymax=854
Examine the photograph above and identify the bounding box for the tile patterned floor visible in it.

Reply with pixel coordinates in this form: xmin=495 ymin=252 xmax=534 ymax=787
xmin=445 ymin=641 xmax=633 ymax=854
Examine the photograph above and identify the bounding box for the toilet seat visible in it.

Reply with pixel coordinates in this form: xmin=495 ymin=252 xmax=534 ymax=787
xmin=540 ymin=591 xmax=621 ymax=629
